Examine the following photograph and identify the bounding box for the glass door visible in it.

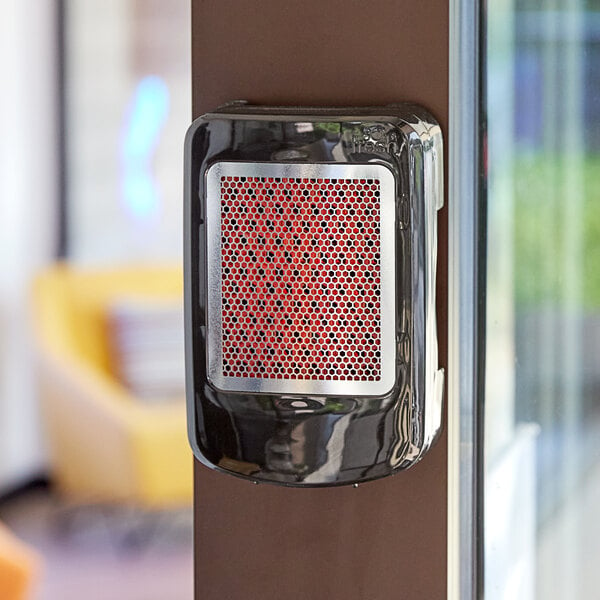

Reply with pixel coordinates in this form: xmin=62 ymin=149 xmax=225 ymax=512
xmin=63 ymin=0 xmax=190 ymax=265
xmin=483 ymin=1 xmax=600 ymax=598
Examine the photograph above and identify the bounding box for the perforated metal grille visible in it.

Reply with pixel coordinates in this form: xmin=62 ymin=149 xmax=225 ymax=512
xmin=220 ymin=175 xmax=382 ymax=381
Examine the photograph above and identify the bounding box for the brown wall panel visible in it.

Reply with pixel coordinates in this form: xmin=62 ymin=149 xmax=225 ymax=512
xmin=192 ymin=1 xmax=448 ymax=598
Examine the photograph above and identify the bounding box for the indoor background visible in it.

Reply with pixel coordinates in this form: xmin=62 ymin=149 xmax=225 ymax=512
xmin=1 ymin=1 xmax=600 ymax=599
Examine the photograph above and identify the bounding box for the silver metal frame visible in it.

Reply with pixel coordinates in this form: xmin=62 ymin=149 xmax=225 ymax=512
xmin=205 ymin=161 xmax=397 ymax=397
xmin=448 ymin=0 xmax=482 ymax=598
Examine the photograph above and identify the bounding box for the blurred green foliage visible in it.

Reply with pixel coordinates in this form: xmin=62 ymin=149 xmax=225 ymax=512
xmin=513 ymin=154 xmax=600 ymax=308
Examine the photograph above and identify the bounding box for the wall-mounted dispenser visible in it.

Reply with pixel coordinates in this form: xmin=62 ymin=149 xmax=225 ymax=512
xmin=184 ymin=103 xmax=444 ymax=486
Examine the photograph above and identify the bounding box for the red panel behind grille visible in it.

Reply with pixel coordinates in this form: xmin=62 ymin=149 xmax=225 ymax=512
xmin=220 ymin=175 xmax=382 ymax=382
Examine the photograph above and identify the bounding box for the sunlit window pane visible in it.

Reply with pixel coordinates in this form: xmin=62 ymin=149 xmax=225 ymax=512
xmin=485 ymin=2 xmax=600 ymax=598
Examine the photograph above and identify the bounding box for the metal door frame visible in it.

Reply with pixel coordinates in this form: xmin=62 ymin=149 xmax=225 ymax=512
xmin=448 ymin=0 xmax=485 ymax=598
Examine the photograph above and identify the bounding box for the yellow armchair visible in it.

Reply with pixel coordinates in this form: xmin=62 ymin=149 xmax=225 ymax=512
xmin=32 ymin=264 xmax=192 ymax=509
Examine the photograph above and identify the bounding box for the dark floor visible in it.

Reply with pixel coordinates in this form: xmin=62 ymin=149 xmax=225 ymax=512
xmin=0 ymin=486 xmax=193 ymax=600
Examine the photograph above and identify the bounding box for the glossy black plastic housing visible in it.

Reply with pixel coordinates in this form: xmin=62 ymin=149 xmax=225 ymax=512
xmin=184 ymin=103 xmax=444 ymax=486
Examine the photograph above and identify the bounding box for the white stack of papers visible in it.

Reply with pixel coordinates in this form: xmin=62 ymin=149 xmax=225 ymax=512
xmin=107 ymin=297 xmax=185 ymax=403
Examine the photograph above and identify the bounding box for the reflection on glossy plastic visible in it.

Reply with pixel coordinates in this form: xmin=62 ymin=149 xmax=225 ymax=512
xmin=184 ymin=103 xmax=444 ymax=486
